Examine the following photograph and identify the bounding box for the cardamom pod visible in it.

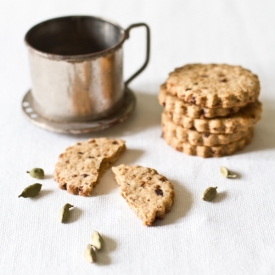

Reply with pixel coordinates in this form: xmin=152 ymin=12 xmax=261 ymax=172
xmin=27 ymin=168 xmax=44 ymax=179
xmin=220 ymin=166 xmax=237 ymax=178
xmin=59 ymin=203 xmax=74 ymax=223
xmin=18 ymin=183 xmax=42 ymax=198
xmin=84 ymin=244 xmax=96 ymax=263
xmin=91 ymin=230 xmax=103 ymax=250
xmin=201 ymin=187 xmax=217 ymax=201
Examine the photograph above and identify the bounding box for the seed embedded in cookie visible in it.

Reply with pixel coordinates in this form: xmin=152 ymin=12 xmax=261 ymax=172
xmin=54 ymin=138 xmax=125 ymax=196
xmin=112 ymin=164 xmax=174 ymax=226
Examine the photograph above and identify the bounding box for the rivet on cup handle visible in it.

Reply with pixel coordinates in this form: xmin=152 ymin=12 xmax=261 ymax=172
xmin=125 ymin=23 xmax=150 ymax=86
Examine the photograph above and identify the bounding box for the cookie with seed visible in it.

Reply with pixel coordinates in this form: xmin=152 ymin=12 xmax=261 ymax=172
xmin=158 ymin=84 xmax=243 ymax=118
xmin=112 ymin=164 xmax=174 ymax=226
xmin=162 ymin=112 xmax=251 ymax=146
xmin=162 ymin=128 xmax=253 ymax=158
xmin=165 ymin=100 xmax=261 ymax=134
xmin=54 ymin=138 xmax=125 ymax=196
xmin=166 ymin=64 xmax=260 ymax=108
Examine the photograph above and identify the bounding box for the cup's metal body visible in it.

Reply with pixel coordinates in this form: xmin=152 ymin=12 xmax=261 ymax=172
xmin=28 ymin=48 xmax=124 ymax=122
xmin=25 ymin=16 xmax=150 ymax=123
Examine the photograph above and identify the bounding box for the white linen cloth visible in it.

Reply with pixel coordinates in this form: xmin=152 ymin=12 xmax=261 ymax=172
xmin=1 ymin=0 xmax=275 ymax=274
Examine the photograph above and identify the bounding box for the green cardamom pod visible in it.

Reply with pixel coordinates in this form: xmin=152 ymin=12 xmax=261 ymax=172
xmin=201 ymin=187 xmax=218 ymax=201
xmin=220 ymin=166 xmax=237 ymax=178
xmin=18 ymin=183 xmax=42 ymax=198
xmin=27 ymin=168 xmax=44 ymax=179
xmin=84 ymin=244 xmax=96 ymax=263
xmin=59 ymin=203 xmax=74 ymax=223
xmin=91 ymin=230 xmax=103 ymax=250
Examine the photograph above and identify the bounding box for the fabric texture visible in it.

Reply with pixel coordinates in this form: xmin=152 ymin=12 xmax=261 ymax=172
xmin=1 ymin=0 xmax=275 ymax=274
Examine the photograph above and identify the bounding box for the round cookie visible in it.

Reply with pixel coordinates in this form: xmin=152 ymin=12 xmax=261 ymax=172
xmin=162 ymin=128 xmax=253 ymax=158
xmin=112 ymin=164 xmax=174 ymax=226
xmin=166 ymin=64 xmax=260 ymax=108
xmin=159 ymin=84 xmax=243 ymax=118
xmin=161 ymin=112 xmax=252 ymax=146
xmin=165 ymin=100 xmax=262 ymax=134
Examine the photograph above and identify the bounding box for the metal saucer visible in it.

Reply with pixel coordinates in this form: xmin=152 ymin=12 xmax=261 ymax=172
xmin=22 ymin=87 xmax=136 ymax=134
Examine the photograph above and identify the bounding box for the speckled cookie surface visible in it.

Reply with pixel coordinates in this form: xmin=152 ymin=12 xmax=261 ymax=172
xmin=165 ymin=100 xmax=261 ymax=134
xmin=166 ymin=64 xmax=260 ymax=108
xmin=158 ymin=84 xmax=243 ymax=118
xmin=54 ymin=138 xmax=125 ymax=196
xmin=161 ymin=112 xmax=251 ymax=146
xmin=162 ymin=128 xmax=253 ymax=158
xmin=112 ymin=164 xmax=174 ymax=226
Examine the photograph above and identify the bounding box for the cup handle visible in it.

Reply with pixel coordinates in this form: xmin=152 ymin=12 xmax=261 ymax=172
xmin=125 ymin=23 xmax=150 ymax=86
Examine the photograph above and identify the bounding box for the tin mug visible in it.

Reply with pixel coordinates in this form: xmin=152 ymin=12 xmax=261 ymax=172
xmin=24 ymin=16 xmax=150 ymax=123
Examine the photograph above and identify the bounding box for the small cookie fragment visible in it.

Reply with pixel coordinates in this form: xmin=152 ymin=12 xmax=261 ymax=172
xmin=112 ymin=164 xmax=174 ymax=226
xmin=54 ymin=138 xmax=125 ymax=196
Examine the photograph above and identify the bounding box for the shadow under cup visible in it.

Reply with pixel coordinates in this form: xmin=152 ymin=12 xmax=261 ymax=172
xmin=25 ymin=16 xmax=127 ymax=123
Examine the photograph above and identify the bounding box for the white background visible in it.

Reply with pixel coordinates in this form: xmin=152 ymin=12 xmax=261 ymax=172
xmin=1 ymin=0 xmax=275 ymax=274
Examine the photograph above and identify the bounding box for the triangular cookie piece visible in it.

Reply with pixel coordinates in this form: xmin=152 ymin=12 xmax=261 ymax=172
xmin=112 ymin=164 xmax=174 ymax=226
xmin=54 ymin=138 xmax=125 ymax=196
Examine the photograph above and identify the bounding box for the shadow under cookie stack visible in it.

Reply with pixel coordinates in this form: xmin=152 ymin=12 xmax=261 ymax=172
xmin=158 ymin=64 xmax=262 ymax=158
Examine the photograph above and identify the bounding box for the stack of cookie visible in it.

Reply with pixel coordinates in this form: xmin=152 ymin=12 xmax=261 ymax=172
xmin=158 ymin=64 xmax=262 ymax=157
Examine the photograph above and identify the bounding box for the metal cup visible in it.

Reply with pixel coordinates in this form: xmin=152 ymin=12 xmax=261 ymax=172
xmin=25 ymin=16 xmax=150 ymax=122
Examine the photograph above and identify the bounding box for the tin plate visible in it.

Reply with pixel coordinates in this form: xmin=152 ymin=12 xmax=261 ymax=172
xmin=22 ymin=88 xmax=136 ymax=134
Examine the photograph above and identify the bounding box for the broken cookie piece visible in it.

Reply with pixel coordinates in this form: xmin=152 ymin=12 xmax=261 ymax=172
xmin=54 ymin=138 xmax=125 ymax=196
xmin=112 ymin=164 xmax=174 ymax=226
